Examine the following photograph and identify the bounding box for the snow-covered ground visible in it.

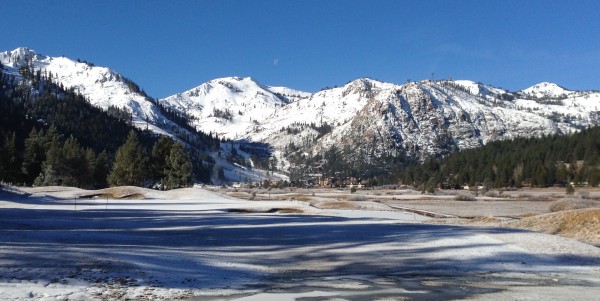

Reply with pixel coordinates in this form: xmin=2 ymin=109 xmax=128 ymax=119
xmin=1 ymin=186 xmax=599 ymax=300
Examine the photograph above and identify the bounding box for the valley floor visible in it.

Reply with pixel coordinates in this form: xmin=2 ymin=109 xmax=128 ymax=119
xmin=1 ymin=186 xmax=599 ymax=300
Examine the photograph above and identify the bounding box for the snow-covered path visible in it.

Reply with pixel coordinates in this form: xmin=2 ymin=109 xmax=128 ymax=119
xmin=1 ymin=187 xmax=599 ymax=300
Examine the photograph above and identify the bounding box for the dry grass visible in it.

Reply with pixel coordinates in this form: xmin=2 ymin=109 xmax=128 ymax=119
xmin=347 ymin=195 xmax=368 ymax=202
xmin=81 ymin=186 xmax=147 ymax=199
xmin=505 ymin=208 xmax=600 ymax=246
xmin=228 ymin=207 xmax=305 ymax=214
xmin=227 ymin=192 xmax=250 ymax=199
xmin=549 ymin=198 xmax=600 ymax=212
xmin=483 ymin=190 xmax=510 ymax=198
xmin=288 ymin=194 xmax=313 ymax=202
xmin=517 ymin=212 xmax=540 ymax=218
xmin=316 ymin=201 xmax=357 ymax=210
xmin=511 ymin=192 xmax=557 ymax=202
xmin=266 ymin=208 xmax=305 ymax=214
xmin=577 ymin=190 xmax=591 ymax=199
xmin=454 ymin=192 xmax=476 ymax=201
xmin=470 ymin=216 xmax=500 ymax=223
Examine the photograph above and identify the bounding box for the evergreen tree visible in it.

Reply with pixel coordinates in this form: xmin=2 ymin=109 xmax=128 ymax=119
xmin=22 ymin=128 xmax=46 ymax=184
xmin=164 ymin=142 xmax=193 ymax=189
xmin=40 ymin=126 xmax=65 ymax=185
xmin=43 ymin=126 xmax=64 ymax=170
xmin=108 ymin=131 xmax=147 ymax=187
xmin=94 ymin=150 xmax=110 ymax=188
xmin=61 ymin=135 xmax=89 ymax=187
xmin=85 ymin=148 xmax=96 ymax=184
xmin=150 ymin=136 xmax=174 ymax=183
xmin=34 ymin=164 xmax=59 ymax=187
xmin=0 ymin=132 xmax=20 ymax=183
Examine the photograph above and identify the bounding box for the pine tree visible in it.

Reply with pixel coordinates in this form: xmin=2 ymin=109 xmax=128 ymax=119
xmin=108 ymin=131 xmax=147 ymax=187
xmin=34 ymin=164 xmax=59 ymax=187
xmin=164 ymin=142 xmax=193 ymax=189
xmin=85 ymin=148 xmax=96 ymax=184
xmin=94 ymin=150 xmax=110 ymax=188
xmin=43 ymin=126 xmax=64 ymax=171
xmin=22 ymin=128 xmax=46 ymax=184
xmin=151 ymin=136 xmax=174 ymax=184
xmin=0 ymin=132 xmax=20 ymax=183
xmin=61 ymin=135 xmax=84 ymax=186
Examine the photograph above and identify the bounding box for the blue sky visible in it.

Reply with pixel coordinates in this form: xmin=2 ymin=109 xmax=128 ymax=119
xmin=3 ymin=0 xmax=600 ymax=98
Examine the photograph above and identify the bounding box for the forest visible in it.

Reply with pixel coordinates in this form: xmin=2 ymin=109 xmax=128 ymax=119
xmin=396 ymin=127 xmax=600 ymax=190
xmin=1 ymin=60 xmax=599 ymax=190
xmin=0 ymin=61 xmax=220 ymax=188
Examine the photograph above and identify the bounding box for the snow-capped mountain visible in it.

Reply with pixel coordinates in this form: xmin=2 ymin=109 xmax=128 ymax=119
xmin=160 ymin=76 xmax=310 ymax=138
xmin=162 ymin=76 xmax=599 ymax=166
xmin=3 ymin=47 xmax=599 ymax=174
xmin=0 ymin=47 xmax=174 ymax=135
xmin=520 ymin=82 xmax=570 ymax=99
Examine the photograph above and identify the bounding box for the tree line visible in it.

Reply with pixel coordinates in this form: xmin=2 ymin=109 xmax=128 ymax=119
xmin=397 ymin=127 xmax=600 ymax=190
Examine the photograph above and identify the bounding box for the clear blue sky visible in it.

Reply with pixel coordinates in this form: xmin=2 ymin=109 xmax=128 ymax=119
xmin=3 ymin=0 xmax=600 ymax=98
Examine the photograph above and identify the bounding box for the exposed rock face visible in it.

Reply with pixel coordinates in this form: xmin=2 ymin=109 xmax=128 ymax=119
xmin=4 ymin=47 xmax=599 ymax=169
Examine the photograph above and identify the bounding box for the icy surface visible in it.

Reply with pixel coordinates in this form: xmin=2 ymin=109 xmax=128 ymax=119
xmin=1 ymin=186 xmax=599 ymax=300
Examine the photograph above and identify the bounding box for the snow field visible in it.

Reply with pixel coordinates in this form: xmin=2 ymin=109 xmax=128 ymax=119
xmin=1 ymin=187 xmax=600 ymax=300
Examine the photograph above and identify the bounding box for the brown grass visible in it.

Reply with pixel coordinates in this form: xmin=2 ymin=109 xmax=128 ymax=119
xmin=469 ymin=216 xmax=500 ymax=223
xmin=316 ymin=201 xmax=357 ymax=210
xmin=517 ymin=212 xmax=540 ymax=218
xmin=549 ymin=198 xmax=600 ymax=212
xmin=266 ymin=208 xmax=304 ymax=214
xmin=347 ymin=195 xmax=368 ymax=202
xmin=512 ymin=193 xmax=556 ymax=202
xmin=81 ymin=186 xmax=147 ymax=199
xmin=288 ymin=194 xmax=313 ymax=202
xmin=505 ymin=208 xmax=600 ymax=246
xmin=454 ymin=192 xmax=476 ymax=201
xmin=228 ymin=207 xmax=305 ymax=214
xmin=227 ymin=192 xmax=250 ymax=199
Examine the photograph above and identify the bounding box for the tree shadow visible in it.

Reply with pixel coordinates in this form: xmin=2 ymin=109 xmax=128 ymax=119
xmin=1 ymin=192 xmax=599 ymax=300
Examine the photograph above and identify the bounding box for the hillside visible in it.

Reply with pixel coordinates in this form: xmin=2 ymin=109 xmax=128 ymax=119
xmin=161 ymin=76 xmax=599 ymax=175
xmin=398 ymin=126 xmax=600 ymax=189
xmin=2 ymin=47 xmax=600 ymax=185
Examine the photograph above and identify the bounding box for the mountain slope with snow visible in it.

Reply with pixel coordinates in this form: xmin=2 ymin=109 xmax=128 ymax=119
xmin=159 ymin=76 xmax=311 ymax=138
xmin=158 ymin=78 xmax=597 ymax=176
xmin=3 ymin=47 xmax=599 ymax=176
xmin=0 ymin=47 xmax=173 ymax=135
xmin=162 ymin=76 xmax=599 ymax=165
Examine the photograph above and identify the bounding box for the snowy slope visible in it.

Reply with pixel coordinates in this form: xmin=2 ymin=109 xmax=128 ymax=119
xmin=4 ymin=47 xmax=599 ymax=172
xmin=0 ymin=47 xmax=170 ymax=134
xmin=521 ymin=82 xmax=570 ymax=98
xmin=269 ymin=79 xmax=597 ymax=160
xmin=160 ymin=77 xmax=300 ymax=139
xmin=164 ymin=76 xmax=599 ymax=164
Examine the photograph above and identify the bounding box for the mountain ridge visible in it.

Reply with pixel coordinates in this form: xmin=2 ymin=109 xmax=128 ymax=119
xmin=3 ymin=47 xmax=600 ymax=177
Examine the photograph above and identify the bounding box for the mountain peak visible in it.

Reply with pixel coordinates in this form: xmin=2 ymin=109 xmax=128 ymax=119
xmin=339 ymin=77 xmax=394 ymax=94
xmin=0 ymin=47 xmax=45 ymax=67
xmin=522 ymin=82 xmax=570 ymax=98
xmin=211 ymin=76 xmax=258 ymax=84
xmin=347 ymin=77 xmax=385 ymax=87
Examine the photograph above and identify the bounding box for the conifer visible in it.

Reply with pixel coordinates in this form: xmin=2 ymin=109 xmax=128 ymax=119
xmin=108 ymin=131 xmax=147 ymax=187
xmin=164 ymin=142 xmax=193 ymax=189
